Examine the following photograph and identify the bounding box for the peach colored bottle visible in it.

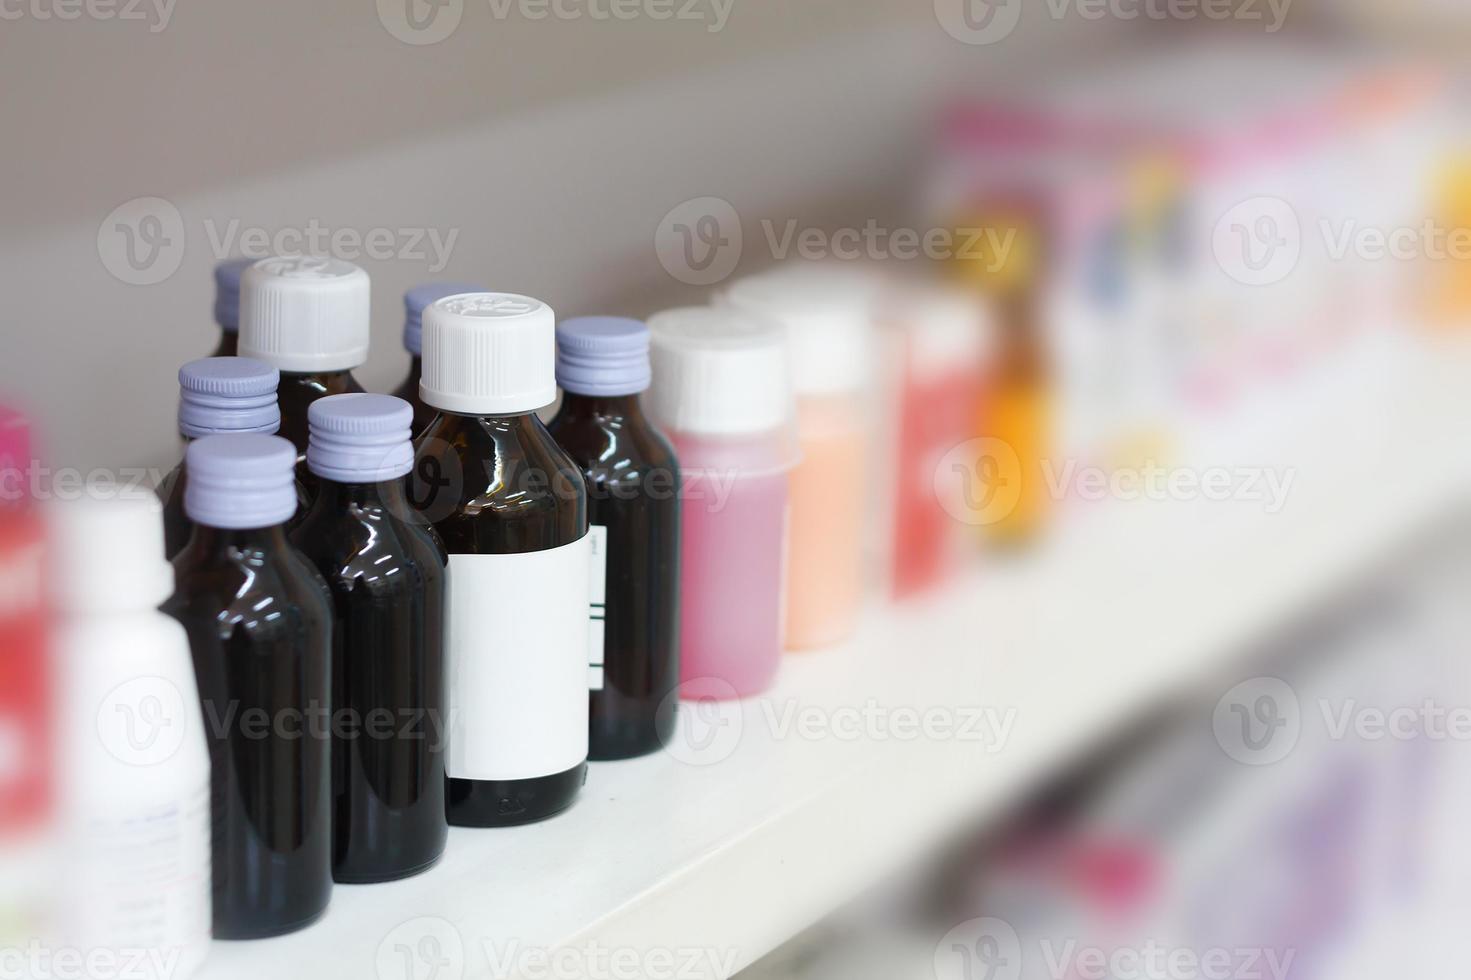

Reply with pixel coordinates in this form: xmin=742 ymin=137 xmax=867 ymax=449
xmin=724 ymin=266 xmax=877 ymax=650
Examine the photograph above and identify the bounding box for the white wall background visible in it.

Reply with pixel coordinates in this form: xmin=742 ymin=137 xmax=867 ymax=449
xmin=0 ymin=0 xmax=1133 ymax=472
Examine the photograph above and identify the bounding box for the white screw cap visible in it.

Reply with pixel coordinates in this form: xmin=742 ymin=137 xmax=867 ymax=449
xmin=890 ymin=285 xmax=992 ymax=382
xmin=47 ymin=489 xmax=174 ymax=616
xmin=420 ymin=292 xmax=557 ymax=416
xmin=239 ymin=256 xmax=371 ymax=373
xmin=721 ymin=263 xmax=879 ymax=397
xmin=646 ymin=306 xmax=794 ymax=438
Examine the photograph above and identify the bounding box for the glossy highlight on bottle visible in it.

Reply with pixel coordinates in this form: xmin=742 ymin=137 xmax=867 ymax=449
xmin=164 ymin=434 xmax=333 ymax=939
xmin=412 ymin=292 xmax=591 ymax=826
xmin=292 ymin=394 xmax=449 ymax=883
xmin=548 ymin=317 xmax=681 ymax=760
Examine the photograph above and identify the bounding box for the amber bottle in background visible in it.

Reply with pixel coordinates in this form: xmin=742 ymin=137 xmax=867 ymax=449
xmin=953 ymin=201 xmax=1052 ymax=547
xmin=547 ymin=317 xmax=680 ymax=761
xmin=291 ymin=394 xmax=449 ymax=883
xmin=165 ymin=435 xmax=333 ymax=939
xmin=210 ymin=258 xmax=253 ymax=357
xmin=159 ymin=357 xmax=282 ymax=559
xmin=1426 ymin=155 xmax=1471 ymax=326
xmin=238 ymin=257 xmax=370 ymax=488
xmin=978 ymin=290 xmax=1051 ymax=547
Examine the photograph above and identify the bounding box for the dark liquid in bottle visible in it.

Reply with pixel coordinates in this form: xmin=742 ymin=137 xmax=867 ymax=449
xmin=164 ymin=525 xmax=334 ymax=939
xmin=391 ymin=358 xmax=437 ymax=439
xmin=412 ymin=412 xmax=589 ymax=827
xmin=292 ymin=479 xmax=449 ymax=883
xmin=159 ymin=462 xmax=190 ymax=560
xmin=548 ymin=394 xmax=681 ymax=760
xmin=278 ymin=371 xmax=366 ymax=493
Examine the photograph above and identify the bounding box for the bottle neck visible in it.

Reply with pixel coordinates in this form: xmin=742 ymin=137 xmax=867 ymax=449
xmin=307 ymin=476 xmax=410 ymax=515
xmin=555 ymin=392 xmax=646 ymax=423
xmin=184 ymin=523 xmax=293 ymax=559
xmin=283 ymin=369 xmax=358 ymax=389
xmin=438 ymin=406 xmax=547 ymax=427
xmin=177 ymin=427 xmax=279 ymax=446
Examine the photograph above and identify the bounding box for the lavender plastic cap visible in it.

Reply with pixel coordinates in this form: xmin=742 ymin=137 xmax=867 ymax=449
xmin=214 ymin=258 xmax=255 ymax=332
xmin=404 ymin=283 xmax=487 ymax=356
xmin=184 ymin=434 xmax=298 ymax=530
xmin=307 ymin=394 xmax=415 ymax=485
xmin=555 ymin=317 xmax=652 ymax=397
xmin=178 ymin=357 xmax=281 ymax=440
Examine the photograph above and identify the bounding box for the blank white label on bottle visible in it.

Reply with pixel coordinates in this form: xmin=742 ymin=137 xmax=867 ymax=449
xmin=446 ymin=534 xmax=593 ymax=782
xmin=588 ymin=526 xmax=607 ymax=692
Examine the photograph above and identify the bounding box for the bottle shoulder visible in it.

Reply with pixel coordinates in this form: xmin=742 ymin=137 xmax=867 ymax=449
xmin=292 ymin=506 xmax=447 ymax=598
xmin=413 ymin=413 xmax=588 ymax=551
xmin=548 ymin=411 xmax=680 ymax=484
xmin=167 ymin=544 xmax=333 ymax=634
xmin=415 ymin=414 xmax=587 ymax=505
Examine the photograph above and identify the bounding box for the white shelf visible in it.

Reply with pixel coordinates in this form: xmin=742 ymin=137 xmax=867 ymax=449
xmin=196 ymin=334 xmax=1471 ymax=980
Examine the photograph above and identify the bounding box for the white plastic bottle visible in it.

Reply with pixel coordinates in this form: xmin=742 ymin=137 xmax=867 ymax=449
xmin=50 ymin=491 xmax=211 ymax=980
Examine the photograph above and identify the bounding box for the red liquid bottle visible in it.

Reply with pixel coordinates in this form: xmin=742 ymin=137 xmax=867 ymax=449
xmin=0 ymin=410 xmax=50 ymax=908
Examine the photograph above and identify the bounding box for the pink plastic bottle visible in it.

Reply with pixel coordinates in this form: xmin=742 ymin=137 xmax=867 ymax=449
xmin=647 ymin=308 xmax=797 ymax=700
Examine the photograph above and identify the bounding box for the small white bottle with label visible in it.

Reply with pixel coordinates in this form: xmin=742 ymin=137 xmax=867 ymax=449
xmin=412 ymin=292 xmax=594 ymax=827
xmin=49 ymin=490 xmax=211 ymax=980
